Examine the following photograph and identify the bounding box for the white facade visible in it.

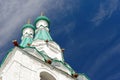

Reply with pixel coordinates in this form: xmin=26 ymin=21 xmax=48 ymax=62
xmin=31 ymin=39 xmax=63 ymax=61
xmin=0 ymin=47 xmax=75 ymax=80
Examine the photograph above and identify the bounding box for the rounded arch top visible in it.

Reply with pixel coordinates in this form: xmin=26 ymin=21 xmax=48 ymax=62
xmin=40 ymin=71 xmax=56 ymax=80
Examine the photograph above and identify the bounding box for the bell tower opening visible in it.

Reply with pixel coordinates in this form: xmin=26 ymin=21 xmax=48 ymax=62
xmin=40 ymin=71 xmax=56 ymax=80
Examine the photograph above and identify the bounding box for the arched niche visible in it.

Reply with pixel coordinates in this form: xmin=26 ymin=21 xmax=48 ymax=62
xmin=40 ymin=71 xmax=56 ymax=80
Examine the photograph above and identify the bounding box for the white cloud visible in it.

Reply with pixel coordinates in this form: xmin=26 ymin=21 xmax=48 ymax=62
xmin=91 ymin=0 xmax=119 ymax=26
xmin=0 ymin=0 xmax=78 ymax=48
xmin=0 ymin=0 xmax=50 ymax=47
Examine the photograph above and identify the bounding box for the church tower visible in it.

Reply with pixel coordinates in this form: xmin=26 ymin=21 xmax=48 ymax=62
xmin=0 ymin=14 xmax=89 ymax=80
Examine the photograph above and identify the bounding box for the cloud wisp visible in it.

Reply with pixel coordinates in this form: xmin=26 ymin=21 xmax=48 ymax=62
xmin=0 ymin=0 xmax=78 ymax=48
xmin=0 ymin=0 xmax=50 ymax=47
xmin=91 ymin=0 xmax=119 ymax=26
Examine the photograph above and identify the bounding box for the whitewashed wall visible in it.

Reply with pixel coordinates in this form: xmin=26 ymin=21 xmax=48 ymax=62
xmin=0 ymin=47 xmax=74 ymax=80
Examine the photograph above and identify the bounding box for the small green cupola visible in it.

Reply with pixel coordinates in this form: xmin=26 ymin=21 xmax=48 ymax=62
xmin=34 ymin=16 xmax=50 ymax=28
xmin=22 ymin=24 xmax=35 ymax=32
xmin=20 ymin=19 xmax=35 ymax=47
xmin=34 ymin=13 xmax=50 ymax=28
xmin=34 ymin=13 xmax=53 ymax=41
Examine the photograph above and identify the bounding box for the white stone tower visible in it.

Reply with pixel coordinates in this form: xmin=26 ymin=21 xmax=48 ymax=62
xmin=0 ymin=14 xmax=89 ymax=80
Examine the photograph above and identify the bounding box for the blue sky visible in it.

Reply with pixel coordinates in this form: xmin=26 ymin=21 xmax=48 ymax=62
xmin=0 ymin=0 xmax=120 ymax=80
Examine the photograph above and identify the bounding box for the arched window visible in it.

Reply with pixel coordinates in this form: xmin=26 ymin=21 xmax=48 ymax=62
xmin=40 ymin=71 xmax=56 ymax=80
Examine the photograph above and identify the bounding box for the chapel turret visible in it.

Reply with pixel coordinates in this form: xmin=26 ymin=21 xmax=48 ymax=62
xmin=20 ymin=20 xmax=35 ymax=47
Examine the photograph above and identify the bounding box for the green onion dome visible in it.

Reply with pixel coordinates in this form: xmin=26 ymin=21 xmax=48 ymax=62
xmin=22 ymin=24 xmax=35 ymax=32
xmin=34 ymin=16 xmax=50 ymax=27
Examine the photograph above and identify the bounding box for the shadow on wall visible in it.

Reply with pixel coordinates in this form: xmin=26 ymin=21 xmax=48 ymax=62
xmin=40 ymin=71 xmax=56 ymax=80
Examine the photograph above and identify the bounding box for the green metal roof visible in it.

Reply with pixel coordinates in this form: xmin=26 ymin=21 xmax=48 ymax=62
xmin=52 ymin=59 xmax=75 ymax=75
xmin=34 ymin=16 xmax=50 ymax=27
xmin=0 ymin=48 xmax=13 ymax=67
xmin=22 ymin=24 xmax=35 ymax=32
xmin=34 ymin=29 xmax=53 ymax=41
xmin=20 ymin=37 xmax=33 ymax=48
